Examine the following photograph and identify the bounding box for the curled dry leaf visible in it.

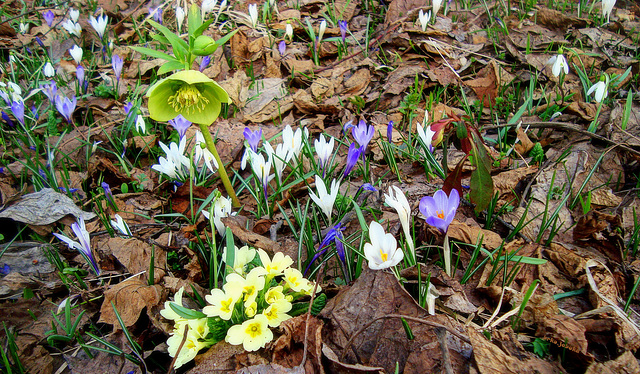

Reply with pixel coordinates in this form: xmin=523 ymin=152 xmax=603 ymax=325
xmin=99 ymin=277 xmax=164 ymax=328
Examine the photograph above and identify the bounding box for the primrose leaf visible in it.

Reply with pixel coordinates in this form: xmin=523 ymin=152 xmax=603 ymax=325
xmin=169 ymin=302 xmax=207 ymax=319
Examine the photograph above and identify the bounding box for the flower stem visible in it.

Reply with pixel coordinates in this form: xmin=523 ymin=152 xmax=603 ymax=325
xmin=587 ymin=101 xmax=603 ymax=133
xmin=198 ymin=123 xmax=240 ymax=207
xmin=443 ymin=233 xmax=451 ymax=277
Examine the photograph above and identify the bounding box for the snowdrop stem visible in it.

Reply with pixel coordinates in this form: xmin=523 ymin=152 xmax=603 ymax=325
xmin=198 ymin=123 xmax=240 ymax=207
xmin=587 ymin=101 xmax=603 ymax=133
xmin=443 ymin=233 xmax=451 ymax=277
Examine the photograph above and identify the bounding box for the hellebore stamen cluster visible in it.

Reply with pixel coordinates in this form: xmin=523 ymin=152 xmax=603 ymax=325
xmin=168 ymin=84 xmax=210 ymax=114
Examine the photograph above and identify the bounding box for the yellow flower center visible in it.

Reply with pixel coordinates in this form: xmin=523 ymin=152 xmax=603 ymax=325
xmin=436 ymin=210 xmax=445 ymax=219
xmin=245 ymin=322 xmax=262 ymax=338
xmin=168 ymin=84 xmax=210 ymax=114
xmin=221 ymin=297 xmax=234 ymax=313
xmin=379 ymin=249 xmax=388 ymax=262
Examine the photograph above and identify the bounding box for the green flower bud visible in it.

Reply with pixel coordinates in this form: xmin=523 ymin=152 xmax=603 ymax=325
xmin=193 ymin=35 xmax=217 ymax=56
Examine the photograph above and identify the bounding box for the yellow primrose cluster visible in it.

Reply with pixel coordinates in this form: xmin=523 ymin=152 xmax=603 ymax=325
xmin=161 ymin=247 xmax=321 ymax=368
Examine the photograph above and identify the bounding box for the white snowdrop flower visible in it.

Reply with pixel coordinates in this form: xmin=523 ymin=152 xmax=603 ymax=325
xmin=43 ymin=62 xmax=55 ymax=77
xmin=19 ymin=22 xmax=29 ymax=34
xmin=416 ymin=123 xmax=435 ymax=154
xmin=587 ymin=80 xmax=608 ymax=103
xmin=195 ymin=130 xmax=219 ymax=174
xmin=547 ymin=54 xmax=569 ymax=77
xmin=432 ymin=0 xmax=443 ymax=18
xmin=203 ymin=195 xmax=235 ymax=236
xmin=69 ymin=45 xmax=83 ymax=64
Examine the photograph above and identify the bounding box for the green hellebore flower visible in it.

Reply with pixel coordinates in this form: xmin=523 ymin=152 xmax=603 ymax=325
xmin=147 ymin=70 xmax=231 ymax=125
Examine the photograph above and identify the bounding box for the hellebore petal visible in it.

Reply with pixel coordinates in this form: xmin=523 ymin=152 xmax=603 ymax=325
xmin=147 ymin=70 xmax=231 ymax=125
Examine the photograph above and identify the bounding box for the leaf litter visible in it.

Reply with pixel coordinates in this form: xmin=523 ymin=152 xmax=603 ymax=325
xmin=0 ymin=0 xmax=639 ymax=373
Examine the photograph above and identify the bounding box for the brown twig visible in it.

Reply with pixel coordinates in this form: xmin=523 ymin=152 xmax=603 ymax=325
xmin=167 ymin=324 xmax=189 ymax=374
xmin=338 ymin=314 xmax=470 ymax=362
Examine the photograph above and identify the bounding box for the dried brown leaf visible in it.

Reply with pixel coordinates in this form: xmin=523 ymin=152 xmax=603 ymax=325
xmin=99 ymin=277 xmax=164 ymax=327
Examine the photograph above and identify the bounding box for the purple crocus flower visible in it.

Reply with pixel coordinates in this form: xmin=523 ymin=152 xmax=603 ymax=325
xmin=101 ymin=181 xmax=113 ymax=202
xmin=31 ymin=106 xmax=39 ymax=120
xmin=199 ymin=55 xmax=211 ymax=72
xmin=55 ymin=95 xmax=77 ymax=123
xmin=387 ymin=121 xmax=393 ymax=142
xmin=59 ymin=186 xmax=80 ymax=194
xmin=149 ymin=6 xmax=163 ymax=24
xmin=76 ymin=65 xmax=85 ymax=91
xmin=11 ymin=100 xmax=24 ymax=125
xmin=360 ymin=183 xmax=377 ymax=192
xmin=0 ymin=264 xmax=10 ymax=275
xmin=343 ymin=120 xmax=355 ymax=134
xmin=53 ymin=217 xmax=100 ymax=275
xmin=419 ymin=189 xmax=460 ymax=233
xmin=123 ymin=101 xmax=133 ymax=116
xmin=112 ymin=54 xmax=123 ymax=81
xmin=43 ymin=10 xmax=55 ymax=27
xmin=0 ymin=91 xmax=9 ymax=106
xmin=278 ymin=40 xmax=286 ymax=56
xmin=339 ymin=21 xmax=348 ymax=42
xmin=244 ymin=127 xmax=262 ymax=152
xmin=41 ymin=81 xmax=57 ymax=102
xmin=352 ymin=119 xmax=374 ymax=152
xmin=35 ymin=37 xmax=45 ymax=48
xmin=343 ymin=142 xmax=362 ymax=178
xmin=2 ymin=111 xmax=15 ymax=127
xmin=305 ymin=223 xmax=346 ymax=275
xmin=168 ymin=114 xmax=192 ymax=139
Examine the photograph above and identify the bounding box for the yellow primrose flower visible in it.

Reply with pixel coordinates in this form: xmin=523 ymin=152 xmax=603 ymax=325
xmin=263 ymin=299 xmax=292 ymax=327
xmin=258 ymin=248 xmax=294 ymax=278
xmin=225 ymin=314 xmax=273 ymax=351
xmin=167 ymin=320 xmax=210 ymax=369
xmin=226 ymin=267 xmax=267 ymax=307
xmin=147 ymin=69 xmax=231 ymax=125
xmin=160 ymin=287 xmax=186 ymax=321
xmin=222 ymin=245 xmax=257 ymax=274
xmin=203 ymin=281 xmax=244 ymax=320
xmin=283 ymin=268 xmax=307 ymax=292
xmin=245 ymin=301 xmax=257 ymax=318
xmin=264 ymin=286 xmax=285 ymax=304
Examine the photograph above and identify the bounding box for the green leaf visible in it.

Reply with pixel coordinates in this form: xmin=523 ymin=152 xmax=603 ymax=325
xmin=169 ymin=302 xmax=207 ymax=319
xmin=129 ymin=46 xmax=179 ymax=64
xmin=188 ymin=4 xmax=203 ymax=39
xmin=157 ymin=61 xmax=184 ymax=75
xmin=193 ymin=18 xmax=217 ymax=40
xmin=149 ymin=33 xmax=170 ymax=45
xmin=148 ymin=19 xmax=188 ymax=61
xmin=469 ymin=131 xmax=494 ymax=213
xmin=496 ymin=255 xmax=547 ymax=265
xmin=401 ymin=317 xmax=415 ymax=340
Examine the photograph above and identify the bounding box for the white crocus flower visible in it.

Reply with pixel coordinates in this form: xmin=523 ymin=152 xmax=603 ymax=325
xmin=285 ymin=23 xmax=293 ymax=41
xmin=110 ymin=214 xmax=132 ymax=236
xmin=425 ymin=283 xmax=439 ymax=315
xmin=364 ymin=221 xmax=404 ymax=270
xmin=264 ymin=141 xmax=289 ymax=182
xmin=89 ymin=15 xmax=109 ymax=38
xmin=175 ymin=6 xmax=185 ymax=33
xmin=281 ymin=125 xmax=303 ymax=162
xmin=416 ymin=123 xmax=435 ymax=154
xmin=62 ymin=19 xmax=81 ymax=36
xmin=43 ymin=62 xmax=55 ymax=77
xmin=69 ymin=45 xmax=83 ymax=64
xmin=432 ymin=0 xmax=443 ymax=19
xmin=308 ymin=175 xmax=340 ymax=221
xmin=159 ymin=137 xmax=190 ymax=169
xmin=602 ymin=0 xmax=616 ymax=24
xmin=248 ymin=4 xmax=258 ymax=28
xmin=418 ymin=10 xmax=431 ymax=31
xmin=384 ymin=185 xmax=414 ymax=253
xmin=202 ymin=0 xmax=217 ymax=16
xmin=195 ymin=130 xmax=219 ymax=173
xmin=587 ymin=79 xmax=608 ymax=103
xmin=547 ymin=54 xmax=569 ymax=77
xmin=314 ymin=134 xmax=334 ymax=171
xmin=53 ymin=217 xmax=100 ymax=275
xmin=251 ymin=153 xmax=274 ymax=198
xmin=152 ymin=156 xmax=180 ymax=180
xmin=135 ymin=115 xmax=146 ymax=134
xmin=19 ymin=22 xmax=29 ymax=34
xmin=203 ymin=195 xmax=235 ymax=236
xmin=318 ymin=20 xmax=326 ymax=42
xmin=69 ymin=8 xmax=79 ymax=22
